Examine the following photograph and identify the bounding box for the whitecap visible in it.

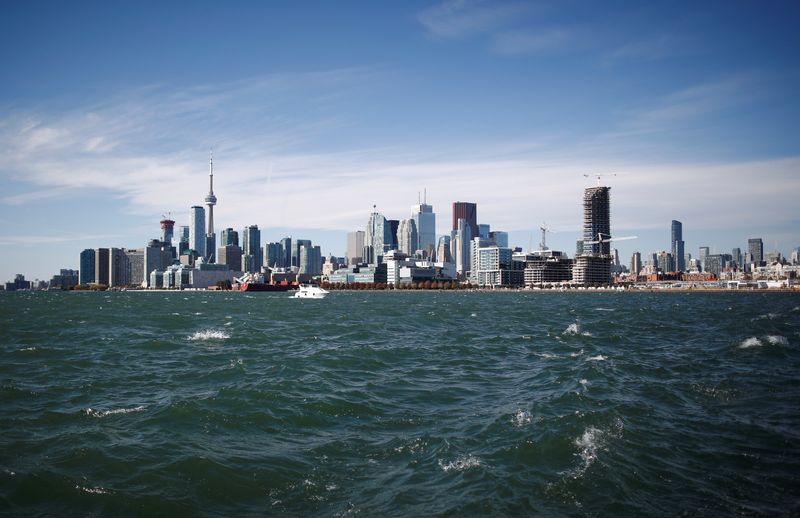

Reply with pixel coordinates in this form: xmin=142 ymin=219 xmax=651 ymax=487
xmin=738 ymin=337 xmax=763 ymax=349
xmin=765 ymin=335 xmax=788 ymax=345
xmin=563 ymin=322 xmax=581 ymax=335
xmin=579 ymin=379 xmax=589 ymax=386
xmin=570 ymin=349 xmax=584 ymax=357
xmin=512 ymin=409 xmax=532 ymax=427
xmin=470 ymin=313 xmax=477 ymax=317
xmin=188 ymin=329 xmax=230 ymax=341
xmin=570 ymin=420 xmax=623 ymax=478
xmin=84 ymin=405 xmax=145 ymax=418
xmin=76 ymin=485 xmax=111 ymax=495
xmin=593 ymin=308 xmax=615 ymax=312
xmin=587 ymin=355 xmax=606 ymax=361
xmin=537 ymin=352 xmax=558 ymax=359
xmin=439 ymin=455 xmax=481 ymax=472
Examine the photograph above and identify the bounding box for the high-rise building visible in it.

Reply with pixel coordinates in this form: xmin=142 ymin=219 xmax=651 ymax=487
xmin=452 ymin=202 xmax=478 ymax=241
xmin=748 ymin=238 xmax=764 ymax=265
xmin=699 ymin=246 xmax=710 ymax=271
xmin=489 ymin=231 xmax=508 ymax=248
xmin=204 ymin=152 xmax=217 ymax=263
xmin=95 ymin=248 xmax=110 ymax=286
xmin=388 ymin=220 xmax=399 ymax=250
xmin=280 ymin=237 xmax=292 ymax=268
xmin=671 ymin=220 xmax=685 ymax=272
xmin=397 ymin=219 xmax=418 ymax=255
xmin=437 ymin=235 xmax=452 ymax=263
xmin=264 ymin=242 xmax=283 ymax=268
xmin=573 ymin=186 xmax=612 ymax=285
xmin=478 ymin=224 xmax=491 ymax=239
xmin=80 ymin=249 xmax=95 ymax=285
xmin=189 ymin=206 xmax=206 ymax=259
xmin=144 ymin=239 xmax=173 ymax=286
xmin=582 ymin=187 xmax=611 ymax=256
xmin=218 ymin=244 xmax=243 ymax=272
xmin=299 ymin=245 xmax=322 ymax=275
xmin=292 ymin=239 xmax=312 ymax=268
xmin=109 ymin=248 xmax=127 ymax=287
xmin=346 ymin=231 xmax=365 ymax=265
xmin=160 ymin=216 xmax=175 ymax=246
xmin=221 ymin=228 xmax=238 ymax=247
xmin=178 ymin=226 xmax=190 ymax=256
xmin=411 ymin=199 xmax=436 ymax=256
xmin=732 ymin=247 xmax=742 ymax=268
xmin=630 ymin=251 xmax=642 ymax=275
xmin=452 ymin=218 xmax=472 ymax=277
xmin=242 ymin=225 xmax=262 ymax=273
xmin=365 ymin=209 xmax=392 ymax=264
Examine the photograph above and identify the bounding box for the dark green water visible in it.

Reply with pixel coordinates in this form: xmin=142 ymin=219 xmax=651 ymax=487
xmin=1 ymin=290 xmax=799 ymax=515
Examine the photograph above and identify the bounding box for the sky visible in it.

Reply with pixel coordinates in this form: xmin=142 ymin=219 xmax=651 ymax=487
xmin=1 ymin=0 xmax=799 ymax=282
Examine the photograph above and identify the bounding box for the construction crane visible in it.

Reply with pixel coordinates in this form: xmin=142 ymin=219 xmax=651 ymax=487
xmin=583 ymin=173 xmax=617 ymax=187
xmin=539 ymin=223 xmax=551 ymax=251
xmin=582 ymin=233 xmax=637 ymax=245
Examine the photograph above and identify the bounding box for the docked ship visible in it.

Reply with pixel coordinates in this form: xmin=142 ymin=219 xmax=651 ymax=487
xmin=233 ymin=272 xmax=295 ymax=292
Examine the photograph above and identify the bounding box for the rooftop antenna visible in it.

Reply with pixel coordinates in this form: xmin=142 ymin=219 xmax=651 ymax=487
xmin=424 ymin=188 xmax=427 ymax=204
xmin=583 ymin=173 xmax=617 ymax=186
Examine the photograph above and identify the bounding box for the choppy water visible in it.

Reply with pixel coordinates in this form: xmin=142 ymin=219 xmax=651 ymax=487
xmin=1 ymin=290 xmax=799 ymax=515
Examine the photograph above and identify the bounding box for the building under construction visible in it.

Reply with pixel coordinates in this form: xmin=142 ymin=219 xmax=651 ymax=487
xmin=573 ymin=186 xmax=612 ymax=285
xmin=517 ymin=250 xmax=574 ymax=285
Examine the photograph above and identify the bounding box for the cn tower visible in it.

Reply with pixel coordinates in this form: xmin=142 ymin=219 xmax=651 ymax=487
xmin=204 ymin=151 xmax=217 ymax=262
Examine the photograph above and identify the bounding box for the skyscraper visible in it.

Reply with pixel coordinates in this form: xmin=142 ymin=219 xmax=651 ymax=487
xmin=189 ymin=206 xmax=206 ymax=259
xmin=582 ymin=187 xmax=610 ymax=256
xmin=748 ymin=238 xmax=764 ymax=265
xmin=178 ymin=225 xmax=190 ymax=256
xmin=242 ymin=225 xmax=262 ymax=273
xmin=365 ymin=208 xmax=392 ymax=264
xmin=221 ymin=228 xmax=238 ymax=247
xmin=630 ymin=251 xmax=642 ymax=275
xmin=452 ymin=202 xmax=478 ymax=241
xmin=280 ymin=237 xmax=292 ymax=268
xmin=573 ymin=186 xmax=612 ymax=285
xmin=204 ymin=152 xmax=217 ymax=263
xmin=95 ymin=248 xmax=110 ymax=286
xmin=411 ymin=197 xmax=436 ymax=255
xmin=346 ymin=231 xmax=365 ymax=265
xmin=160 ymin=216 xmax=175 ymax=246
xmin=699 ymin=246 xmax=709 ymax=271
xmin=452 ymin=218 xmax=472 ymax=277
xmin=80 ymin=249 xmax=95 ymax=284
xmin=292 ymin=239 xmax=312 ymax=268
xmin=671 ymin=220 xmax=685 ymax=272
xmin=397 ymin=219 xmax=418 ymax=255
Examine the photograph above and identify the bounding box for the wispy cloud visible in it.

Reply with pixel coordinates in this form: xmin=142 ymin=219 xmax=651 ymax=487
xmin=418 ymin=0 xmax=528 ymax=39
xmin=603 ymin=34 xmax=682 ymax=63
xmin=490 ymin=28 xmax=572 ymax=55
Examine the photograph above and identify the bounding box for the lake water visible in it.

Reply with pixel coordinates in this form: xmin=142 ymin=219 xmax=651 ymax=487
xmin=1 ymin=290 xmax=799 ymax=515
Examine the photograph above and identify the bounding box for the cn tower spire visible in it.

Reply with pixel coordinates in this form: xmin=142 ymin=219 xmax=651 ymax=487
xmin=204 ymin=149 xmax=217 ymax=235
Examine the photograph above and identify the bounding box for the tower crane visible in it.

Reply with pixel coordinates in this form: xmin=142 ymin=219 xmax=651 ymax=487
xmin=539 ymin=223 xmax=551 ymax=251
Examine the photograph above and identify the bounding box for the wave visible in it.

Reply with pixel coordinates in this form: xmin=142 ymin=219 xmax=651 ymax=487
xmin=738 ymin=335 xmax=788 ymax=349
xmin=512 ymin=409 xmax=532 ymax=427
xmin=570 ymin=420 xmax=624 ymax=478
xmin=439 ymin=455 xmax=482 ymax=472
xmin=563 ymin=322 xmax=592 ymax=337
xmin=587 ymin=355 xmax=607 ymax=361
xmin=76 ymin=485 xmax=112 ymax=495
xmin=84 ymin=405 xmax=145 ymax=418
xmin=188 ymin=329 xmax=230 ymax=341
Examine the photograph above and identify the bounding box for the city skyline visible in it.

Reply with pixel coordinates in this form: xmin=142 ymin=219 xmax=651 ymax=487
xmin=1 ymin=2 xmax=799 ymax=281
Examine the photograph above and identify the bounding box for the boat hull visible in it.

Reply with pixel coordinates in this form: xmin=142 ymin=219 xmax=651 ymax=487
xmin=236 ymin=283 xmax=294 ymax=292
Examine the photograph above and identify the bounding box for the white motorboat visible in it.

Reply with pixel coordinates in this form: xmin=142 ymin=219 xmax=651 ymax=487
xmin=293 ymin=284 xmax=329 ymax=299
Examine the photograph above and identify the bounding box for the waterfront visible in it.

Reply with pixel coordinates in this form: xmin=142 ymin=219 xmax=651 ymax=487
xmin=1 ymin=291 xmax=799 ymax=515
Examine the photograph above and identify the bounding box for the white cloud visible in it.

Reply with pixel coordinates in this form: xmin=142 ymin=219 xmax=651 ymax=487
xmin=418 ymin=0 xmax=528 ymax=39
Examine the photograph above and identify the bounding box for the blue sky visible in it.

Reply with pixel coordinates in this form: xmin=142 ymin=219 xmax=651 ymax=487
xmin=1 ymin=1 xmax=799 ymax=281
